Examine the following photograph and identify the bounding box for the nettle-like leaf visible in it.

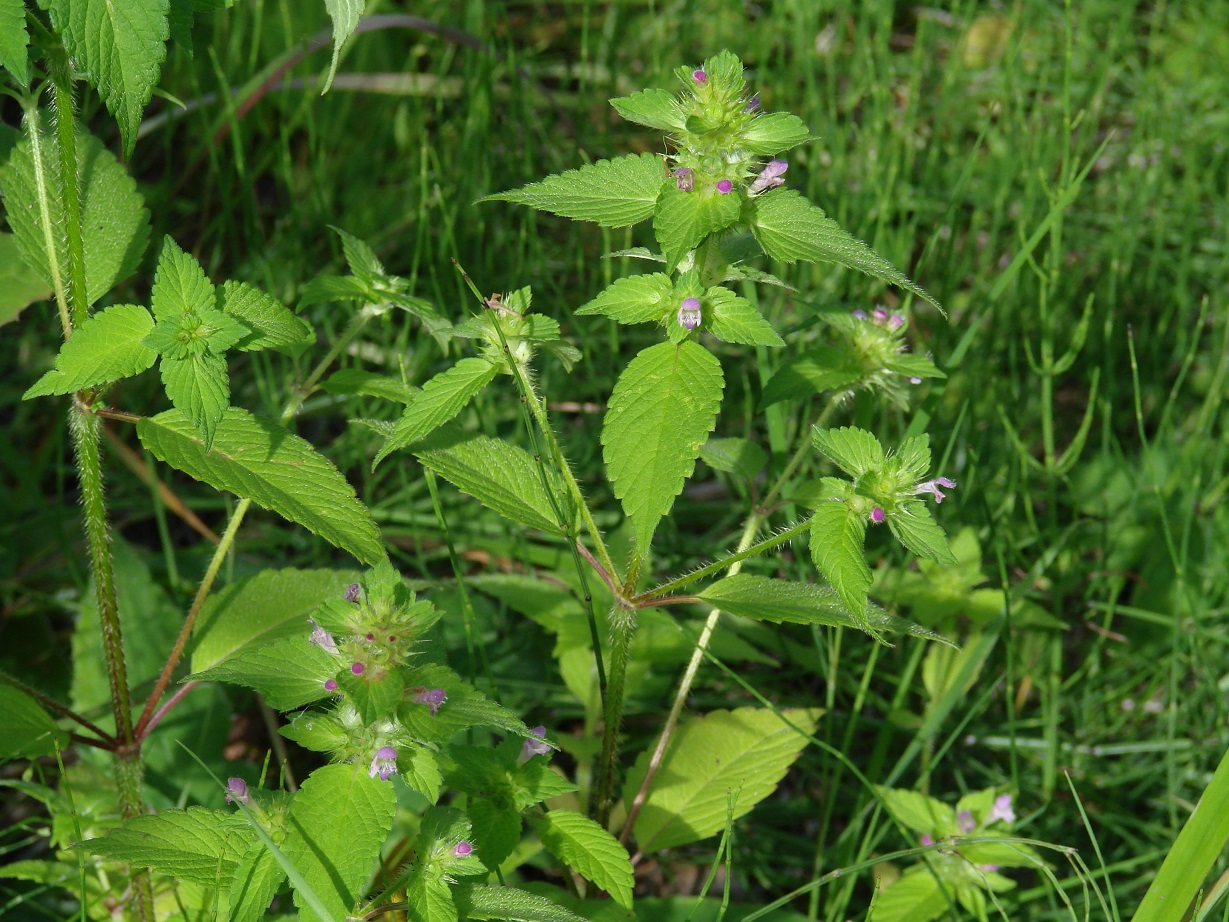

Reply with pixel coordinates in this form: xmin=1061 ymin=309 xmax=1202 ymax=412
xmin=43 ymin=0 xmax=170 ymax=157
xmin=699 ymin=437 xmax=767 ymax=479
xmin=219 ymin=280 xmax=313 ymax=352
xmin=601 ymin=341 xmax=724 ymax=551
xmin=530 ymin=810 xmax=633 ymax=910
xmin=159 ymin=348 xmax=230 ymax=449
xmin=483 ymin=152 xmax=665 ymax=228
xmin=0 ymin=685 xmax=71 ymax=760
xmin=82 ymin=807 xmax=251 ymax=883
xmin=623 ymin=706 xmax=821 ymax=853
xmin=699 ymin=574 xmax=950 ymax=644
xmin=374 ymin=357 xmax=499 ymax=467
xmin=761 ymin=344 xmax=863 ymax=407
xmin=888 ymin=501 xmax=958 ymax=564
xmin=741 ymin=111 xmax=814 ymax=156
xmin=809 ymin=499 xmax=872 ymax=629
xmin=229 ymin=845 xmax=286 ymax=922
xmin=0 ymin=0 xmax=30 ymax=85
xmin=321 ymin=0 xmax=363 ymax=93
xmin=654 ymin=183 xmax=741 ymax=270
xmin=281 ymin=764 xmax=396 ymax=922
xmin=461 ymin=884 xmax=589 ymax=922
xmin=190 ymin=636 xmax=337 ymax=710
xmin=414 ymin=430 xmax=570 ymax=535
xmin=750 ymin=190 xmax=940 ymax=310
xmin=812 ymin=425 xmax=885 ymax=478
xmin=0 ymin=128 xmax=150 ymax=306
xmin=0 ymin=232 xmax=51 ymax=324
xmin=575 ymin=273 xmax=675 ymax=325
xmin=24 ymin=303 xmax=157 ymax=398
xmin=610 ymin=88 xmax=686 ymax=132
xmin=151 ymin=236 xmax=214 ymax=320
xmin=703 ymin=286 xmax=784 ymax=347
xmin=138 ymin=407 xmax=386 ymax=565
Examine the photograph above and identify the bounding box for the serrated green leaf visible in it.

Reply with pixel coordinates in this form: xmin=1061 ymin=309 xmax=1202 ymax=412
xmin=809 ymin=501 xmax=872 ymax=628
xmin=321 ymin=0 xmax=363 ymax=93
xmin=869 ymin=870 xmax=948 ymax=922
xmin=884 ymin=351 xmax=945 ymax=380
xmin=44 ymin=0 xmax=170 ymax=157
xmin=575 ymin=273 xmax=675 ymax=324
xmin=192 ymin=568 xmax=360 ymax=672
xmin=0 ymin=233 xmax=51 ymax=325
xmin=812 ymin=426 xmax=884 ymax=477
xmin=704 ymin=286 xmax=784 ymax=347
xmin=220 ymin=280 xmax=313 ymax=352
xmin=0 ymin=685 xmax=71 ymax=760
xmin=374 ymin=358 xmax=498 ymax=467
xmin=151 ymin=236 xmax=214 ymax=320
xmin=462 ymin=884 xmax=589 ymax=922
xmin=138 ymin=407 xmax=386 ymax=565
xmin=624 ymin=706 xmax=821 ymax=853
xmin=0 ymin=0 xmax=29 ymax=86
xmin=760 ymin=345 xmax=863 ymax=407
xmin=741 ymin=112 xmax=813 ymax=155
xmin=483 ymin=152 xmax=665 ymax=228
xmin=299 ymin=274 xmax=371 ymax=305
xmin=338 ymin=663 xmax=403 ymax=723
xmin=609 ymin=88 xmax=685 ymax=131
xmin=467 ymin=798 xmax=522 ymax=871
xmin=894 ymin=434 xmax=932 ymax=481
xmin=281 ymin=763 xmax=396 ymax=922
xmin=229 ymin=845 xmax=286 ymax=922
xmin=81 ymin=807 xmax=251 ymax=883
xmin=602 ymin=341 xmax=724 ymax=551
xmin=191 ymin=636 xmax=337 ymax=709
xmin=888 ymin=502 xmax=957 ymax=564
xmin=750 ymin=190 xmax=940 ymax=310
xmin=873 ymin=786 xmax=957 ymax=836
xmin=399 ymin=664 xmax=530 ymax=741
xmin=699 ymin=437 xmax=768 ymax=479
xmin=415 ymin=431 xmax=568 ymax=534
xmin=532 ymin=810 xmax=633 ymax=909
xmin=407 ymin=873 xmax=458 ymax=922
xmin=0 ymin=129 xmax=150 ymax=307
xmin=24 ymin=303 xmax=157 ymax=398
xmin=280 ymin=711 xmax=349 ymax=753
xmin=321 ymin=368 xmax=414 ymax=403
xmin=698 ymin=574 xmax=951 ymax=645
xmin=654 ymin=184 xmax=741 ymax=270
xmin=513 ymin=761 xmax=578 ymax=810
xmin=159 ymin=349 xmax=229 ymax=448
xmin=401 ymin=747 xmax=443 ymax=803
xmin=329 ymin=224 xmax=384 ymax=282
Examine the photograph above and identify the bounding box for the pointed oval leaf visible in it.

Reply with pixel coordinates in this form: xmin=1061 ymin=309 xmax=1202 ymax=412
xmin=190 ymin=636 xmax=337 ymax=710
xmin=219 ymin=280 xmax=313 ymax=352
xmin=704 ymin=286 xmax=784 ymax=347
xmin=0 ymin=0 xmax=29 ymax=86
xmin=24 ymin=303 xmax=157 ymax=398
xmin=888 ymin=502 xmax=958 ymax=564
xmin=461 ymin=884 xmax=588 ymax=922
xmin=610 ymin=88 xmax=686 ymax=131
xmin=750 ymin=190 xmax=940 ymax=310
xmin=374 ymin=358 xmax=499 ymax=467
xmin=159 ymin=350 xmax=229 ymax=449
xmin=654 ymin=184 xmax=741 ymax=270
xmin=809 ymin=500 xmax=871 ymax=628
xmin=812 ymin=426 xmax=884 ymax=477
xmin=761 ymin=345 xmax=862 ymax=407
xmin=601 ymin=341 xmax=724 ymax=550
xmin=623 ymin=706 xmax=821 ymax=853
xmin=81 ymin=807 xmax=250 ymax=884
xmin=741 ymin=111 xmax=814 ymax=155
xmin=483 ymin=152 xmax=665 ymax=228
xmin=575 ymin=273 xmax=675 ymax=324
xmin=137 ymin=407 xmax=385 ymax=565
xmin=531 ymin=810 xmax=633 ymax=909
xmin=0 ymin=685 xmax=71 ymax=759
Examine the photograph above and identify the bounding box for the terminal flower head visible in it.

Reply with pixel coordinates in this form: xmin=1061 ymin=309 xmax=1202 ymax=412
xmin=369 ymin=745 xmax=398 ymax=781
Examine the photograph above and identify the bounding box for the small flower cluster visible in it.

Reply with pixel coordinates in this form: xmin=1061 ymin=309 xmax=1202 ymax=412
xmin=827 ymin=306 xmax=942 ymax=410
xmin=918 ymin=794 xmax=1017 ymax=872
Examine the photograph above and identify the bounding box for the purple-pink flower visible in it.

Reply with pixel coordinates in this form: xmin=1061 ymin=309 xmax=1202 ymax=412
xmin=308 ymin=619 xmax=338 ymax=656
xmin=715 ymin=179 xmax=734 ymax=194
xmin=369 ymin=745 xmax=398 ymax=781
xmin=851 ymin=309 xmax=868 ymax=321
xmin=692 ymin=69 xmax=707 ymax=83
xmin=988 ymin=793 xmax=1015 ymax=824
xmin=413 ymin=687 xmax=447 ymax=716
xmin=913 ymin=477 xmax=957 ymax=504
xmin=870 ymin=507 xmax=885 ymax=524
xmin=677 ymin=298 xmax=702 ymax=331
xmin=519 ymin=726 xmax=551 ymax=764
xmin=225 ymin=777 xmax=250 ymax=806
xmin=351 ymin=661 xmax=365 ymax=676
xmin=673 ymin=167 xmax=694 ymax=192
xmin=957 ymin=810 xmax=976 ymax=834
xmin=744 ymin=95 xmax=760 ymax=112
xmin=344 ymin=583 xmax=361 ymax=602
xmin=749 ymin=159 xmax=788 ymax=194
xmin=920 ymin=833 xmax=934 ymax=846
xmin=324 ymin=678 xmax=338 ymax=692
xmin=453 ymin=841 xmax=474 ymax=858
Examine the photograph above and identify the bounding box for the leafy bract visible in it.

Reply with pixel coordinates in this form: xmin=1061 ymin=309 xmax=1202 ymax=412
xmin=192 ymin=568 xmax=360 ymax=672
xmin=0 ymin=0 xmax=29 ymax=86
xmin=809 ymin=500 xmax=872 ymax=630
xmin=623 ymin=707 xmax=821 ymax=852
xmin=750 ymin=190 xmax=940 ymax=310
xmin=482 ymin=153 xmax=665 ymax=228
xmin=374 ymin=358 xmax=498 ymax=467
xmin=24 ymin=303 xmax=157 ymax=398
xmin=698 ymin=574 xmax=950 ymax=644
xmin=159 ymin=349 xmax=229 ymax=449
xmin=812 ymin=426 xmax=885 ymax=477
xmin=575 ymin=273 xmax=675 ymax=324
xmin=43 ymin=0 xmax=170 ymax=157
xmin=530 ymin=810 xmax=633 ymax=910
xmin=281 ymin=764 xmax=396 ymax=922
xmin=137 ymin=408 xmax=385 ymax=565
xmin=741 ymin=112 xmax=813 ymax=155
xmin=321 ymin=0 xmax=363 ymax=93
xmin=704 ymin=286 xmax=784 ymax=347
xmin=610 ymin=88 xmax=686 ymax=132
xmin=0 ymin=129 xmax=150 ymax=307
xmin=888 ymin=502 xmax=958 ymax=564
xmin=219 ymin=280 xmax=313 ymax=352
xmin=414 ymin=431 xmax=570 ymax=534
xmin=601 ymin=341 xmax=724 ymax=550
xmin=82 ymin=807 xmax=250 ymax=883
xmin=0 ymin=685 xmax=70 ymax=759
xmin=654 ymin=184 xmax=741 ymax=270
xmin=761 ymin=345 xmax=863 ymax=407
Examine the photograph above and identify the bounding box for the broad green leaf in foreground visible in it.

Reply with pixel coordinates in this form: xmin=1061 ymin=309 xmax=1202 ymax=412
xmin=281 ymin=764 xmax=396 ymax=922
xmin=138 ymin=408 xmax=385 ymax=565
xmin=159 ymin=349 xmax=229 ymax=449
xmin=575 ymin=273 xmax=675 ymax=325
xmin=530 ymin=810 xmax=633 ymax=910
xmin=0 ymin=0 xmax=29 ymax=85
xmin=23 ymin=303 xmax=157 ymax=398
xmin=374 ymin=357 xmax=499 ymax=467
xmin=192 ymin=568 xmax=360 ymax=672
xmin=654 ymin=183 xmax=741 ymax=270
xmin=623 ymin=706 xmax=821 ymax=852
xmin=0 ymin=685 xmax=70 ymax=760
xmin=82 ymin=807 xmax=250 ymax=883
xmin=0 ymin=129 xmax=150 ymax=307
xmin=190 ymin=636 xmax=338 ymax=710
xmin=321 ymin=0 xmax=363 ymax=93
xmin=482 ymin=153 xmax=665 ymax=228
xmin=741 ymin=112 xmax=814 ymax=155
xmin=812 ymin=426 xmax=885 ymax=478
xmin=601 ymin=341 xmax=724 ymax=550
xmin=750 ymin=190 xmax=940 ymax=310
xmin=414 ymin=431 xmax=570 ymax=534
xmin=809 ymin=500 xmax=873 ymax=629
xmin=43 ymin=0 xmax=170 ymax=157
xmin=698 ymin=574 xmax=950 ymax=644
xmin=219 ymin=280 xmax=313 ymax=352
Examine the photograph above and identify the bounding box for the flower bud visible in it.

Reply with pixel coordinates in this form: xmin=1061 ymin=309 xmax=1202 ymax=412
xmin=715 ymin=179 xmax=734 ymax=194
xmin=225 ymin=777 xmax=251 ymax=806
xmin=692 ymin=69 xmax=707 ymax=83
xmin=344 ymin=583 xmax=361 ymax=603
xmin=453 ymin=841 xmax=474 ymax=857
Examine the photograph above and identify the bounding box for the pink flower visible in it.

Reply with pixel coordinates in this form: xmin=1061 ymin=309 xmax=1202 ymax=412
xmin=324 ymin=678 xmax=338 ymax=692
xmin=957 ymin=810 xmax=976 ymax=834
xmin=519 ymin=726 xmax=551 ymax=764
xmin=308 ymin=620 xmax=338 ymax=656
xmin=369 ymin=745 xmax=398 ymax=781
xmin=351 ymin=661 xmax=365 ymax=676
xmin=749 ymin=159 xmax=789 ymax=193
xmin=453 ymin=841 xmax=474 ymax=857
xmin=913 ymin=477 xmax=957 ymax=504
xmin=716 ymin=179 xmax=734 ymax=194
xmin=225 ymin=777 xmax=250 ymax=805
xmin=988 ymin=793 xmax=1015 ymax=824
xmin=870 ymin=507 xmax=885 ymax=524
xmin=344 ymin=583 xmax=361 ymax=602
xmin=920 ymin=833 xmax=934 ymax=846
xmin=692 ymin=69 xmax=707 ymax=83
xmin=413 ymin=687 xmax=447 ymax=716
xmin=673 ymin=167 xmax=694 ymax=192
xmin=677 ymin=298 xmax=702 ymax=331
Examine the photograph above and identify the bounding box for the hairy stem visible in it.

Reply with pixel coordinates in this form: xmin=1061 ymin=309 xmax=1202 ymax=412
xmin=595 ymin=601 xmax=637 ymax=829
xmin=47 ymin=46 xmax=89 ymax=329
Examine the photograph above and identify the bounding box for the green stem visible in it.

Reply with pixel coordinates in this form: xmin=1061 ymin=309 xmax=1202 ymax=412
xmin=47 ymin=46 xmax=89 ymax=329
xmin=594 ymin=600 xmax=636 ymax=829
xmin=19 ymin=103 xmax=72 ymax=340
